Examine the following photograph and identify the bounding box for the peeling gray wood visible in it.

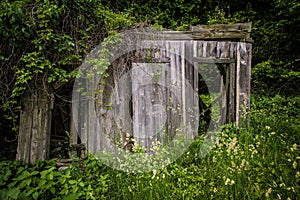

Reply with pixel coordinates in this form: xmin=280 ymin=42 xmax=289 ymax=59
xmin=71 ymin=24 xmax=253 ymax=156
xmin=190 ymin=23 xmax=253 ymax=42
xmin=236 ymin=42 xmax=252 ymax=127
xmin=17 ymin=85 xmax=52 ymax=164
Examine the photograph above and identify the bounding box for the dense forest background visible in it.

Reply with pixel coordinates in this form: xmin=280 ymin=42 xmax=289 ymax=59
xmin=0 ymin=0 xmax=299 ymax=199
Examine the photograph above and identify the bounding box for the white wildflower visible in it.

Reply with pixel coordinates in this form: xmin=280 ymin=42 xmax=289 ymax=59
xmin=291 ymin=143 xmax=297 ymax=151
xmin=240 ymin=159 xmax=246 ymax=168
xmin=225 ymin=178 xmax=235 ymax=186
xmin=225 ymin=178 xmax=230 ymax=185
xmin=296 ymin=171 xmax=300 ymax=178
xmin=152 ymin=169 xmax=157 ymax=179
xmin=231 ymin=161 xmax=236 ymax=168
xmin=293 ymin=161 xmax=297 ymax=169
xmin=265 ymin=188 xmax=272 ymax=197
xmin=279 ymin=183 xmax=285 ymax=187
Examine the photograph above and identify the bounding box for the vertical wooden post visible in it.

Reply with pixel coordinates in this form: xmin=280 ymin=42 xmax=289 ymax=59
xmin=227 ymin=62 xmax=236 ymax=123
xmin=236 ymin=45 xmax=241 ymax=126
xmin=16 ymin=83 xmax=52 ymax=163
xmin=236 ymin=42 xmax=252 ymax=127
xmin=181 ymin=41 xmax=186 ymax=127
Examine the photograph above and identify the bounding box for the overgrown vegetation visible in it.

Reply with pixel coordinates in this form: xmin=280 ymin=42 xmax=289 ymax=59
xmin=0 ymin=96 xmax=299 ymax=199
xmin=0 ymin=0 xmax=299 ymax=199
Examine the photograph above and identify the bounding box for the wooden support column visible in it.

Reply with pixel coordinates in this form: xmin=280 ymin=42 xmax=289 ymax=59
xmin=16 ymin=82 xmax=53 ymax=163
xmin=236 ymin=42 xmax=252 ymax=127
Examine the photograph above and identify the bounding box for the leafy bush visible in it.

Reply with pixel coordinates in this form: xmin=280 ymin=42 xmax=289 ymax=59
xmin=1 ymin=95 xmax=298 ymax=199
xmin=252 ymin=60 xmax=300 ymax=96
xmin=0 ymin=159 xmax=109 ymax=200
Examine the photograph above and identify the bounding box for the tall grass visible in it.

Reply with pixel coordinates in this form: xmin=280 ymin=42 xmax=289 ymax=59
xmin=0 ymin=95 xmax=299 ymax=199
xmin=106 ymin=95 xmax=300 ymax=199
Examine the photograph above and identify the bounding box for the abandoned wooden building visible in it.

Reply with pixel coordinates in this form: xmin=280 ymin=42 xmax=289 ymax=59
xmin=16 ymin=23 xmax=253 ymax=163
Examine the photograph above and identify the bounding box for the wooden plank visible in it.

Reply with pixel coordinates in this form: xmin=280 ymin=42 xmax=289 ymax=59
xmin=16 ymin=94 xmax=33 ymax=163
xmin=132 ymin=63 xmax=169 ymax=151
xmin=70 ymin=97 xmax=78 ymax=145
xmin=219 ymin=42 xmax=228 ymax=58
xmin=113 ymin=63 xmax=133 ymax=151
xmin=79 ymin=79 xmax=87 ymax=147
xmin=193 ymin=57 xmax=235 ymax=64
xmin=87 ymin=75 xmax=96 ymax=153
xmin=191 ymin=23 xmax=252 ymax=33
xmin=88 ymin=73 xmax=106 ymax=154
xmin=193 ymin=41 xmax=199 ymax=94
xmin=131 ymin=23 xmax=252 ymax=41
xmin=190 ymin=23 xmax=252 ymax=41
xmin=236 ymin=47 xmax=241 ymax=127
xmin=227 ymin=62 xmax=236 ymax=123
xmin=221 ymin=71 xmax=227 ymax=124
xmin=236 ymin=42 xmax=252 ymax=127
xmin=246 ymin=43 xmax=252 ymax=128
xmin=206 ymin=41 xmax=217 ymax=57
xmin=171 ymin=41 xmax=183 ymax=141
xmin=17 ymin=84 xmax=51 ymax=164
xmin=202 ymin=42 xmax=207 ymax=58
xmin=181 ymin=41 xmax=186 ymax=128
xmin=229 ymin=42 xmax=237 ymax=59
xmin=192 ymin=41 xmax=199 ymax=133
xmin=132 ymin=63 xmax=148 ymax=149
xmin=191 ymin=32 xmax=251 ymax=41
xmin=165 ymin=41 xmax=181 ymax=143
xmin=197 ymin=41 xmax=203 ymax=57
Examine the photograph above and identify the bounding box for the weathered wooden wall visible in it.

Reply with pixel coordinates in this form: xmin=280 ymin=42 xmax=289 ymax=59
xmin=15 ymin=24 xmax=252 ymax=163
xmin=71 ymin=23 xmax=253 ymax=155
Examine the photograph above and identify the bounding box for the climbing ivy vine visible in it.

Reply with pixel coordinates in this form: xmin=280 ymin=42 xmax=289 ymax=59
xmin=0 ymin=0 xmax=133 ymax=131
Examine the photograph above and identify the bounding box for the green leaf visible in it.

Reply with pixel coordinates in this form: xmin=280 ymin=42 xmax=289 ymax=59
xmin=31 ymin=171 xmax=39 ymax=176
xmin=48 ymin=173 xmax=54 ymax=180
xmin=25 ymin=178 xmax=32 ymax=185
xmin=68 ymin=180 xmax=77 ymax=185
xmin=62 ymin=193 xmax=80 ymax=200
xmin=79 ymin=182 xmax=84 ymax=187
xmin=50 ymin=187 xmax=55 ymax=194
xmin=32 ymin=191 xmax=39 ymax=200
xmin=6 ymin=188 xmax=20 ymax=199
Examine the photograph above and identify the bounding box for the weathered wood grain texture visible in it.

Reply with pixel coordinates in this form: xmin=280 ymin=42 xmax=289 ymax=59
xmin=236 ymin=42 xmax=252 ymax=127
xmin=16 ymin=84 xmax=52 ymax=164
xmin=190 ymin=23 xmax=253 ymax=42
xmin=70 ymin=103 xmax=78 ymax=145
xmin=132 ymin=23 xmax=253 ymax=43
xmin=132 ymin=63 xmax=167 ymax=150
xmin=72 ymin=23 xmax=252 ymax=155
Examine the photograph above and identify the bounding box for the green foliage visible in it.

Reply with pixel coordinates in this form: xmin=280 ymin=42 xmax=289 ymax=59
xmin=252 ymin=60 xmax=300 ymax=96
xmin=105 ymin=0 xmax=214 ymax=30
xmin=0 ymin=0 xmax=298 ymax=135
xmin=0 ymin=158 xmax=109 ymax=200
xmin=0 ymin=95 xmax=299 ymax=199
xmin=0 ymin=0 xmax=134 ymax=131
xmin=0 ymin=1 xmax=299 ymax=198
xmin=247 ymin=0 xmax=300 ymax=96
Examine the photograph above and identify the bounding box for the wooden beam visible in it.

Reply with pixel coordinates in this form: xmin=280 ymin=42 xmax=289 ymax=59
xmin=190 ymin=23 xmax=252 ymax=33
xmin=193 ymin=57 xmax=235 ymax=64
xmin=190 ymin=23 xmax=253 ymax=42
